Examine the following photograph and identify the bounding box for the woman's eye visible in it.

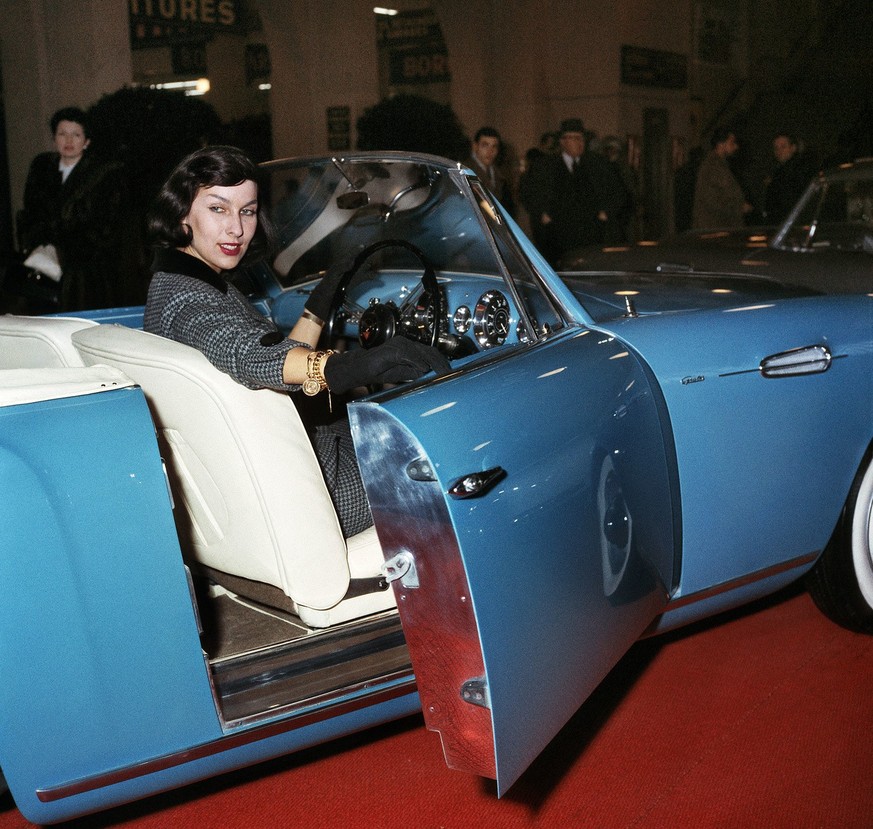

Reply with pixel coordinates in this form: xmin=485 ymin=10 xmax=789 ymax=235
xmin=241 ymin=208 xmax=258 ymax=216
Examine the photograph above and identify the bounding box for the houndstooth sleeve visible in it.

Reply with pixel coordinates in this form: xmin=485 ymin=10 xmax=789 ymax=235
xmin=145 ymin=271 xmax=308 ymax=391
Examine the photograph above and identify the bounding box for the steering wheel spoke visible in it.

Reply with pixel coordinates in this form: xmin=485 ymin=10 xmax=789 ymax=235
xmin=323 ymin=239 xmax=443 ymax=351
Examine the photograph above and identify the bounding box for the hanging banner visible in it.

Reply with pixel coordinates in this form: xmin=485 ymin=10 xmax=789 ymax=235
xmin=376 ymin=7 xmax=451 ymax=99
xmin=129 ymin=0 xmax=245 ymax=48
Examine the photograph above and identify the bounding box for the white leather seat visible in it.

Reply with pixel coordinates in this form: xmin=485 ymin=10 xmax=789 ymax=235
xmin=0 ymin=314 xmax=97 ymax=368
xmin=72 ymin=324 xmax=394 ymax=628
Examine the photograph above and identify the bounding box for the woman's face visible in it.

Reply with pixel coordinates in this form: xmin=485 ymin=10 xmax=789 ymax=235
xmin=181 ymin=180 xmax=259 ymax=272
xmin=54 ymin=120 xmax=89 ymax=165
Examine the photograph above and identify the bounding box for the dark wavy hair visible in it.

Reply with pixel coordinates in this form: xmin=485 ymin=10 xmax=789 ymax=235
xmin=147 ymin=145 xmax=274 ymax=265
xmin=50 ymin=106 xmax=90 ymax=137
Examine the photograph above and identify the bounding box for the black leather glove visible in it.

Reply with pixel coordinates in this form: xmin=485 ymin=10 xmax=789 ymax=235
xmin=304 ymin=258 xmax=349 ymax=321
xmin=306 ymin=252 xmax=379 ymax=321
xmin=323 ymin=337 xmax=451 ymax=395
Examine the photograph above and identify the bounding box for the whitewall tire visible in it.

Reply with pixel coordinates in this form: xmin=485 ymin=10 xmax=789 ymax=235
xmin=807 ymin=452 xmax=873 ymax=633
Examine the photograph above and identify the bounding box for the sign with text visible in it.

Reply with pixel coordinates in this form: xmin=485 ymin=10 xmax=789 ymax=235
xmin=389 ymin=48 xmax=450 ymax=86
xmin=171 ymin=41 xmax=207 ymax=75
xmin=129 ymin=0 xmax=244 ymax=48
xmin=620 ymin=46 xmax=687 ymax=89
xmin=245 ymin=43 xmax=271 ymax=85
xmin=327 ymin=106 xmax=351 ymax=151
xmin=376 ymin=7 xmax=451 ymax=99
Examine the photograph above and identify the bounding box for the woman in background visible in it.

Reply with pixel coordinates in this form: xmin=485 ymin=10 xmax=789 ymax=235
xmin=19 ymin=106 xmax=129 ymax=310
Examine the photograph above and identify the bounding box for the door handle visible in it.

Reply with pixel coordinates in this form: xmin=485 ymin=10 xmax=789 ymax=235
xmin=447 ymin=466 xmax=507 ymax=499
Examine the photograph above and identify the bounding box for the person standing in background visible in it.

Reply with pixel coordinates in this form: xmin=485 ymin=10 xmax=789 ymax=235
xmin=466 ymin=127 xmax=516 ymax=216
xmin=600 ymin=135 xmax=638 ymax=243
xmin=763 ymin=132 xmax=814 ymax=224
xmin=692 ymin=127 xmax=753 ymax=229
xmin=19 ymin=106 xmax=130 ymax=310
xmin=521 ymin=118 xmax=625 ymax=265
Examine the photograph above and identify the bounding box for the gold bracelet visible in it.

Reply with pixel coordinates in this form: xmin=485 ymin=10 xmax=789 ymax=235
xmin=301 ymin=309 xmax=325 ymax=326
xmin=313 ymin=349 xmax=334 ymax=389
xmin=302 ymin=350 xmax=325 ymax=396
xmin=302 ymin=349 xmax=335 ymax=398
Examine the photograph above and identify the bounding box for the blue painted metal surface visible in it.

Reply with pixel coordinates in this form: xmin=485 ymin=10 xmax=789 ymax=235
xmin=0 ymin=384 xmax=420 ymax=823
xmin=351 ymin=326 xmax=677 ymax=794
xmin=597 ymin=294 xmax=873 ymax=606
xmin=47 ymin=305 xmax=145 ymax=328
xmin=0 ymin=386 xmax=218 ymax=821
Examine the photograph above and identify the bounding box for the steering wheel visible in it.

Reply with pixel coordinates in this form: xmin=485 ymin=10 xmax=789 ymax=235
xmin=322 ymin=239 xmax=443 ymax=351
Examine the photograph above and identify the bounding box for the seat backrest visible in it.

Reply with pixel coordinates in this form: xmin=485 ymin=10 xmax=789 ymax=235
xmin=0 ymin=314 xmax=97 ymax=368
xmin=72 ymin=324 xmax=351 ymax=611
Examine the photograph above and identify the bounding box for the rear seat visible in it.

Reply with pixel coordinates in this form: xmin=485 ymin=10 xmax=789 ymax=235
xmin=0 ymin=314 xmax=97 ymax=368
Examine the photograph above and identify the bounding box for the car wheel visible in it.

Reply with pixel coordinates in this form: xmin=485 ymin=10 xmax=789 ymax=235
xmin=806 ymin=451 xmax=873 ymax=633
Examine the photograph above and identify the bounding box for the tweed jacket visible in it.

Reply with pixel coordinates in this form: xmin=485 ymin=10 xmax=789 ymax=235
xmin=144 ymin=248 xmax=308 ymax=391
xmin=144 ymin=248 xmax=373 ymax=536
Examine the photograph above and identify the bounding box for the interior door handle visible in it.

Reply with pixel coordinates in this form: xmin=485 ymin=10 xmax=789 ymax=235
xmin=447 ymin=466 xmax=507 ymax=499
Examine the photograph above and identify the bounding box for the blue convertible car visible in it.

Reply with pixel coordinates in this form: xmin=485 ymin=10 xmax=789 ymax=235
xmin=1 ymin=153 xmax=871 ymax=824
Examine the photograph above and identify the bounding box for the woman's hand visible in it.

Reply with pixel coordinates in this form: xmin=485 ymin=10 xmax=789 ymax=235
xmin=303 ymin=258 xmax=353 ymax=322
xmin=323 ymin=338 xmax=450 ymax=394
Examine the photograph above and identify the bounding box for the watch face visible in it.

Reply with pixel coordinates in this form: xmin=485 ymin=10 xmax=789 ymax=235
xmin=302 ymin=378 xmax=322 ymax=396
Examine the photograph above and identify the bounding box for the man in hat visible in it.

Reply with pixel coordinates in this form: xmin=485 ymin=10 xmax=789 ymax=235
xmin=521 ymin=117 xmax=624 ymax=265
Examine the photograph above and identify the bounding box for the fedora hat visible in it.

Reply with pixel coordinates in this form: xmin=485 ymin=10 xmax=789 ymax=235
xmin=559 ymin=118 xmax=584 ymax=135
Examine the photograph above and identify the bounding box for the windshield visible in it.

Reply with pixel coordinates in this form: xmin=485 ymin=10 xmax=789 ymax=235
xmin=775 ymin=168 xmax=873 ymax=254
xmin=264 ymin=158 xmax=509 ymax=283
xmin=257 ymin=155 xmax=566 ymax=343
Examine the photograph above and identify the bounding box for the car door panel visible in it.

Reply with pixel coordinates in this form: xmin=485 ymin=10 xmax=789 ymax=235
xmin=350 ymin=329 xmax=677 ymax=793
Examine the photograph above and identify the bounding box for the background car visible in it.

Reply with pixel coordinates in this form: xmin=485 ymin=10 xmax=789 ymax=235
xmin=0 ymin=152 xmax=871 ymax=824
xmin=558 ymin=157 xmax=873 ymax=295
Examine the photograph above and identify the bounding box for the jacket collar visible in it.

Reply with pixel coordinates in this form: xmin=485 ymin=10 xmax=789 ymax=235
xmin=151 ymin=248 xmax=228 ymax=294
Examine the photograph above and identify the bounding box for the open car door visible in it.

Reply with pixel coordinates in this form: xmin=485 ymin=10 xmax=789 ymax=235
xmin=349 ymin=327 xmax=678 ymax=793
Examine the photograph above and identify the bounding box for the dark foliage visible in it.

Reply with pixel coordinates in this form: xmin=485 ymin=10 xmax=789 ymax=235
xmin=356 ymin=94 xmax=469 ymax=161
xmin=81 ymin=87 xmax=225 ymax=304
xmin=87 ymin=87 xmax=223 ymax=213
xmin=220 ymin=113 xmax=274 ymax=164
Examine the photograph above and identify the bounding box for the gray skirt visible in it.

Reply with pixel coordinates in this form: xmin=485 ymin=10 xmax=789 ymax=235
xmin=312 ymin=420 xmax=373 ymax=538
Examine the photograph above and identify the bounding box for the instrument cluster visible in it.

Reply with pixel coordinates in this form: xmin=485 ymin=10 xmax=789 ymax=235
xmin=342 ymin=281 xmax=525 ymax=356
xmin=453 ymin=289 xmax=512 ymax=348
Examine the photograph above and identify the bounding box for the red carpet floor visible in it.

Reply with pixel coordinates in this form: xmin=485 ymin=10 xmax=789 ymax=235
xmin=2 ymin=585 xmax=871 ymax=828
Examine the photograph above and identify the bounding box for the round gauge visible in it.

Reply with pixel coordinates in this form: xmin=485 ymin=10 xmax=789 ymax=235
xmin=453 ymin=305 xmax=472 ymax=334
xmin=517 ymin=319 xmax=533 ymax=344
xmin=473 ymin=290 xmax=511 ymax=348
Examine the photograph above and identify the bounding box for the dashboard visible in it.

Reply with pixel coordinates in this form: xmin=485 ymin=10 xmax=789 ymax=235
xmin=272 ymin=271 xmax=531 ymax=357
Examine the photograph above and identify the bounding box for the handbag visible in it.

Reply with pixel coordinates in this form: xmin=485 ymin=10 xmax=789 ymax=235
xmin=1 ymin=251 xmax=62 ymax=307
xmin=23 ymin=243 xmax=62 ymax=281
